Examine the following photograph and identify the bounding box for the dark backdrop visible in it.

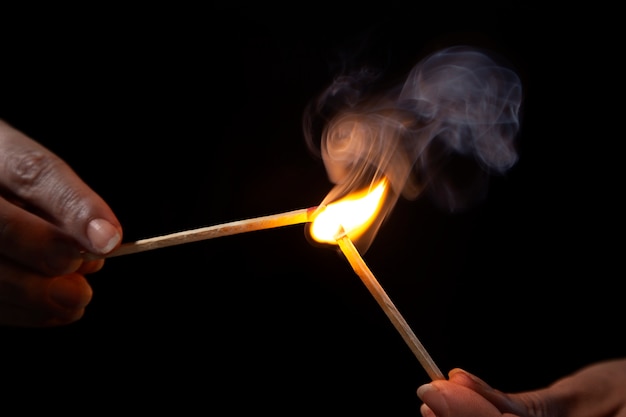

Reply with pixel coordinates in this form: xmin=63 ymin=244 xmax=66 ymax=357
xmin=0 ymin=5 xmax=622 ymax=414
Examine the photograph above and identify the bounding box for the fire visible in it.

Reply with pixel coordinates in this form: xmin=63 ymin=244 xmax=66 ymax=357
xmin=310 ymin=178 xmax=388 ymax=244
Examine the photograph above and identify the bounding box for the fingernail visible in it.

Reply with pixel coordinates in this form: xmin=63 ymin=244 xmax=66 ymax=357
xmin=87 ymin=218 xmax=121 ymax=254
xmin=449 ymin=368 xmax=481 ymax=385
xmin=417 ymin=383 xmax=438 ymax=400
xmin=48 ymin=277 xmax=92 ymax=310
xmin=417 ymin=383 xmax=449 ymax=416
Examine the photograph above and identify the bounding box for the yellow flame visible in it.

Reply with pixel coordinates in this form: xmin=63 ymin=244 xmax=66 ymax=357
xmin=310 ymin=179 xmax=388 ymax=244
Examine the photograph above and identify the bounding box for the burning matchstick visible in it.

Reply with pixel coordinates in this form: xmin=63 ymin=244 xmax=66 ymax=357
xmin=308 ymin=179 xmax=444 ymax=380
xmin=335 ymin=230 xmax=445 ymax=381
xmin=84 ymin=206 xmax=321 ymax=260
xmin=86 ymin=179 xmax=443 ymax=381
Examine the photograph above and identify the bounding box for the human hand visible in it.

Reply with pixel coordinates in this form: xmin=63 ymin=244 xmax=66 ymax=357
xmin=417 ymin=368 xmax=532 ymax=417
xmin=417 ymin=358 xmax=626 ymax=417
xmin=0 ymin=119 xmax=122 ymax=327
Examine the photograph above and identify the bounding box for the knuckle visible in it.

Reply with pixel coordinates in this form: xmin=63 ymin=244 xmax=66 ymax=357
xmin=5 ymin=150 xmax=87 ymax=223
xmin=6 ymin=149 xmax=59 ymax=196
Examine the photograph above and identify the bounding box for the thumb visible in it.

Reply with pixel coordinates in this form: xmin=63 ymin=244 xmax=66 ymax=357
xmin=417 ymin=378 xmax=503 ymax=417
xmin=0 ymin=120 xmax=122 ymax=255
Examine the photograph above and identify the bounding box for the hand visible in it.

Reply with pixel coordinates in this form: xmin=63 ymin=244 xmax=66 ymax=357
xmin=0 ymin=119 xmax=122 ymax=327
xmin=417 ymin=358 xmax=626 ymax=417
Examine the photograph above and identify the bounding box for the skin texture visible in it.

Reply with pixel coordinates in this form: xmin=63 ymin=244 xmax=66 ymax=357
xmin=417 ymin=358 xmax=626 ymax=417
xmin=0 ymin=119 xmax=123 ymax=327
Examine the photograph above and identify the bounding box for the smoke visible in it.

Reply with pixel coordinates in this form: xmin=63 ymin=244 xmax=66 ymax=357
xmin=303 ymin=45 xmax=523 ymax=252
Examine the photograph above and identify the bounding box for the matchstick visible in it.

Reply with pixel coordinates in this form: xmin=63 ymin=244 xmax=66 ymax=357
xmin=336 ymin=233 xmax=445 ymax=381
xmin=85 ymin=206 xmax=320 ymax=260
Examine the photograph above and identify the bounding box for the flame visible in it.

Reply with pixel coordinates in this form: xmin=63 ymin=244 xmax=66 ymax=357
xmin=310 ymin=178 xmax=388 ymax=244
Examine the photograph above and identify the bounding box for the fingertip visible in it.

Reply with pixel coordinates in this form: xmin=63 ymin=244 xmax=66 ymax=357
xmin=417 ymin=382 xmax=436 ymax=400
xmin=448 ymin=368 xmax=500 ymax=401
xmin=449 ymin=368 xmax=485 ymax=387
xmin=87 ymin=218 xmax=122 ymax=254
xmin=448 ymin=368 xmax=470 ymax=379
xmin=448 ymin=367 xmax=464 ymax=376
xmin=78 ymin=258 xmax=105 ymax=274
xmin=417 ymin=383 xmax=449 ymax=416
xmin=47 ymin=274 xmax=93 ymax=311
xmin=420 ymin=403 xmax=436 ymax=417
xmin=45 ymin=308 xmax=88 ymax=326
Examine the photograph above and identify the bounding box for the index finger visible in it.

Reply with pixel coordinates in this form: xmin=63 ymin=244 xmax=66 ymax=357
xmin=0 ymin=120 xmax=122 ymax=255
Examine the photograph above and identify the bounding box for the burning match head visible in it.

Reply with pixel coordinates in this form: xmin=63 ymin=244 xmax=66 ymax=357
xmin=307 ymin=178 xmax=390 ymax=252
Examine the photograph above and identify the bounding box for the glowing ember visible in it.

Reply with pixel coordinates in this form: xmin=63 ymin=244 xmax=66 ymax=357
xmin=310 ymin=178 xmax=387 ymax=244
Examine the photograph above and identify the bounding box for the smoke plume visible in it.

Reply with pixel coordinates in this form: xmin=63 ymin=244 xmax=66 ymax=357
xmin=303 ymin=45 xmax=523 ymax=252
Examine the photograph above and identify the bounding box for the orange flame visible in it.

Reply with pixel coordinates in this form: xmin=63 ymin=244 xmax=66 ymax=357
xmin=310 ymin=178 xmax=388 ymax=244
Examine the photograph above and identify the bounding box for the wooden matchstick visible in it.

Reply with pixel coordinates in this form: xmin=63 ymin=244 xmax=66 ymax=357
xmin=85 ymin=206 xmax=320 ymax=260
xmin=336 ymin=233 xmax=445 ymax=381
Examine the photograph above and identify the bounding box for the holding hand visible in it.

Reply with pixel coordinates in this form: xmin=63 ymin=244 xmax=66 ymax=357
xmin=0 ymin=119 xmax=122 ymax=327
xmin=418 ymin=358 xmax=626 ymax=417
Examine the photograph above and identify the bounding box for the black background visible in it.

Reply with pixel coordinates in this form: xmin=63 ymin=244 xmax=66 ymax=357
xmin=0 ymin=4 xmax=623 ymax=414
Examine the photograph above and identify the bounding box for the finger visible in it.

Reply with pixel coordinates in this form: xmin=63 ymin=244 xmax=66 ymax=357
xmin=0 ymin=260 xmax=92 ymax=327
xmin=77 ymin=258 xmax=105 ymax=274
xmin=448 ymin=369 xmax=526 ymax=415
xmin=0 ymin=194 xmax=107 ymax=275
xmin=418 ymin=381 xmax=503 ymax=417
xmin=0 ymin=300 xmax=87 ymax=327
xmin=0 ymin=120 xmax=122 ymax=255
xmin=0 ymin=195 xmax=84 ymax=275
xmin=420 ymin=403 xmax=435 ymax=417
